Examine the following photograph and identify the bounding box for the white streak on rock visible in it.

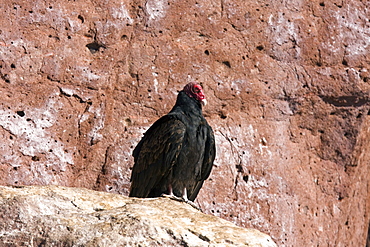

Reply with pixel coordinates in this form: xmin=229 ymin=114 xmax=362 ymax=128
xmin=145 ymin=0 xmax=168 ymax=21
xmin=112 ymin=4 xmax=133 ymax=24
xmin=0 ymin=92 xmax=74 ymax=170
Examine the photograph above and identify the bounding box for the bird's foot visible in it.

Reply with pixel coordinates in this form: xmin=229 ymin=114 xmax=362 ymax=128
xmin=161 ymin=194 xmax=202 ymax=212
xmin=161 ymin=193 xmax=184 ymax=202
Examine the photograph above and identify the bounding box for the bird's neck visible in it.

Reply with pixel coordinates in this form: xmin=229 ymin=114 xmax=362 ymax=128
xmin=171 ymin=91 xmax=203 ymax=116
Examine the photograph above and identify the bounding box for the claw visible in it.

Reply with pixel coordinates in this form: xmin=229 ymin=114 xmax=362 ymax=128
xmin=160 ymin=194 xmax=202 ymax=211
xmin=161 ymin=193 xmax=184 ymax=202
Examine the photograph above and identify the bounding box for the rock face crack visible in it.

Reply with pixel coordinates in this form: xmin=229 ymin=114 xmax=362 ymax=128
xmin=188 ymin=229 xmax=211 ymax=242
xmin=58 ymin=86 xmax=90 ymax=104
xmin=70 ymin=200 xmax=79 ymax=208
xmin=320 ymin=95 xmax=369 ymax=107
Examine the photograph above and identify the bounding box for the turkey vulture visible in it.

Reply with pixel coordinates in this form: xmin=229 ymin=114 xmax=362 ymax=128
xmin=129 ymin=82 xmax=216 ymax=205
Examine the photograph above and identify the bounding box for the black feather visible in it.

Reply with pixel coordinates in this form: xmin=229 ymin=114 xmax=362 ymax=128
xmin=129 ymin=90 xmax=216 ymax=201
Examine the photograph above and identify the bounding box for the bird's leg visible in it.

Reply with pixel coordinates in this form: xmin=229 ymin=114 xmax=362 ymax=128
xmin=181 ymin=187 xmax=202 ymax=212
xmin=161 ymin=184 xmax=183 ymax=202
xmin=167 ymin=184 xmax=175 ymax=197
xmin=182 ymin=187 xmax=188 ymax=201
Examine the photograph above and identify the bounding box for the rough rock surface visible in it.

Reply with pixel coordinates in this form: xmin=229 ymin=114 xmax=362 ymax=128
xmin=0 ymin=185 xmax=277 ymax=246
xmin=0 ymin=0 xmax=369 ymax=246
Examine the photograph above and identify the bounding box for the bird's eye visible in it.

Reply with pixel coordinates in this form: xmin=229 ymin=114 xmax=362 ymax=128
xmin=193 ymin=85 xmax=202 ymax=93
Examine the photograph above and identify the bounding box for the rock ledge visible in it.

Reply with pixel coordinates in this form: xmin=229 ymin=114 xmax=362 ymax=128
xmin=0 ymin=185 xmax=276 ymax=246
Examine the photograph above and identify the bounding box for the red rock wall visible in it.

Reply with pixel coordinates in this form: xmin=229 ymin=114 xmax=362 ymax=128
xmin=1 ymin=0 xmax=369 ymax=246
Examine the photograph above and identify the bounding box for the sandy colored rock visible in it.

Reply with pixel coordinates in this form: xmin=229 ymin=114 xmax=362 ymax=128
xmin=0 ymin=185 xmax=276 ymax=246
xmin=0 ymin=0 xmax=369 ymax=246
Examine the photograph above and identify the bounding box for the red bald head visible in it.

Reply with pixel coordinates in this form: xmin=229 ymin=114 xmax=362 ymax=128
xmin=183 ymin=82 xmax=207 ymax=105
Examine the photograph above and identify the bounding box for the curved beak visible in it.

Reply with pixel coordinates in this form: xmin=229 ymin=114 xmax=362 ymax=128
xmin=201 ymin=98 xmax=207 ymax=106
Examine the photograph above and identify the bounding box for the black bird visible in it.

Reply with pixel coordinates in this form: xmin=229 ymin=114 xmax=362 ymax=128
xmin=129 ymin=82 xmax=216 ymax=205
